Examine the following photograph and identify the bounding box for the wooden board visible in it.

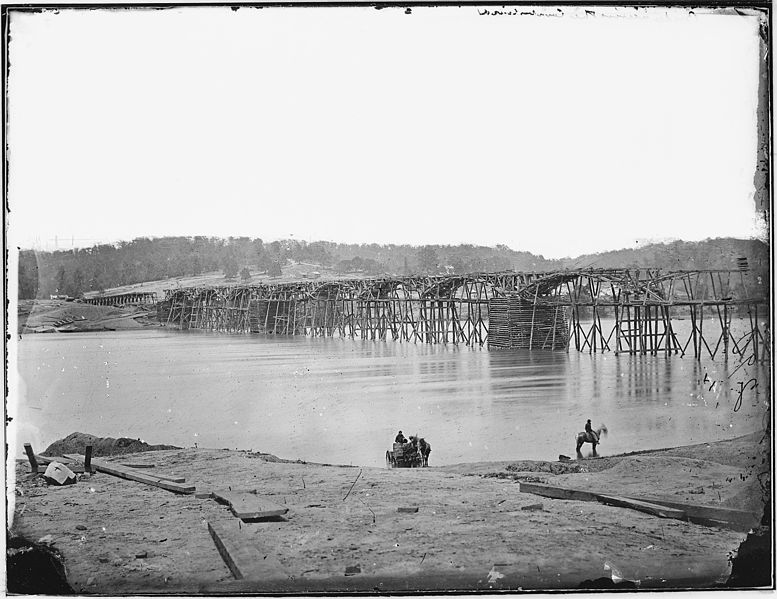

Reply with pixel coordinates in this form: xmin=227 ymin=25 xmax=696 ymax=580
xmin=518 ymin=482 xmax=599 ymax=502
xmin=597 ymin=495 xmax=686 ymax=519
xmin=144 ymin=472 xmax=186 ymax=483
xmin=519 ymin=482 xmax=759 ymax=530
xmin=207 ymin=520 xmax=287 ymax=580
xmin=63 ymin=454 xmax=195 ymax=494
xmin=63 ymin=453 xmax=183 ymax=481
xmin=627 ymin=496 xmax=760 ymax=531
xmin=34 ymin=454 xmax=85 ymax=473
xmin=213 ymin=490 xmax=288 ymax=520
xmin=35 ymin=454 xmax=78 ymax=465
xmin=24 ymin=444 xmax=38 ymax=473
xmin=94 ymin=460 xmax=184 ymax=481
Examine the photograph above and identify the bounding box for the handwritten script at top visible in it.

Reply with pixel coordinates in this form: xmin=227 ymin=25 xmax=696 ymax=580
xmin=477 ymin=8 xmax=596 ymax=17
xmin=477 ymin=8 xmax=559 ymax=16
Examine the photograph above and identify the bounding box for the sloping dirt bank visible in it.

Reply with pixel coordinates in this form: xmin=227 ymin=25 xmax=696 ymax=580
xmin=17 ymin=300 xmax=159 ymax=334
xmin=43 ymin=432 xmax=180 ymax=458
xmin=10 ymin=432 xmax=770 ymax=594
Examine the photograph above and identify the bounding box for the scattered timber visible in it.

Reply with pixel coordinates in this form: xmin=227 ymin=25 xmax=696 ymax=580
xmin=212 ymin=490 xmax=288 ymax=520
xmin=63 ymin=455 xmax=195 ymax=494
xmin=518 ymin=482 xmax=599 ymax=503
xmin=518 ymin=482 xmax=757 ymax=530
xmin=627 ymin=496 xmax=760 ymax=531
xmin=596 ymin=495 xmax=685 ymax=519
xmin=30 ymin=452 xmax=86 ymax=474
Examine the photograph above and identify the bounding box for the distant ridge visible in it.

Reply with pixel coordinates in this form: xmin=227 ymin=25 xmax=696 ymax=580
xmin=18 ymin=236 xmax=769 ymax=300
xmin=559 ymin=238 xmax=769 ymax=273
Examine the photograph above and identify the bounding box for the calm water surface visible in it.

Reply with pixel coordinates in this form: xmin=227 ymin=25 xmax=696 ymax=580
xmin=12 ymin=324 xmax=770 ymax=467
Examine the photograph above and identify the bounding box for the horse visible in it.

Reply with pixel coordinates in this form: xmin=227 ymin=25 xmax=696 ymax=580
xmin=575 ymin=424 xmax=608 ymax=457
xmin=409 ymin=435 xmax=432 ymax=467
xmin=418 ymin=438 xmax=431 ymax=467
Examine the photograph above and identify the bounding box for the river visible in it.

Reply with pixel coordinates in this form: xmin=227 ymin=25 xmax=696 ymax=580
xmin=11 ymin=321 xmax=770 ymax=468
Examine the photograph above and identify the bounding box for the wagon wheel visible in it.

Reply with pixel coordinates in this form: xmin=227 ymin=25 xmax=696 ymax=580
xmin=386 ymin=450 xmax=393 ymax=468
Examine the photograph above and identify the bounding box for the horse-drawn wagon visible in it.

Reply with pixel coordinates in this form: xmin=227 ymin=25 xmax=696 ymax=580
xmin=386 ymin=437 xmax=431 ymax=468
xmin=386 ymin=442 xmax=423 ymax=468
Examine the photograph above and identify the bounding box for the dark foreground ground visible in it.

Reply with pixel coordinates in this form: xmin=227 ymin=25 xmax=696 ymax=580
xmin=8 ymin=431 xmax=772 ymax=594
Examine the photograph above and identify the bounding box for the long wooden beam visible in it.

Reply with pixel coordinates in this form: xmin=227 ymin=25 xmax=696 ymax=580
xmin=63 ymin=454 xmax=194 ymax=494
xmin=518 ymin=482 xmax=758 ymax=529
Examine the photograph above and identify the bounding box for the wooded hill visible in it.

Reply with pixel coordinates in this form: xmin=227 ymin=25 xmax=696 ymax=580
xmin=17 ymin=236 xmax=769 ymax=300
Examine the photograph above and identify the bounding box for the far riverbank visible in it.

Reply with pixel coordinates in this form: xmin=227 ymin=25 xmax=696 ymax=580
xmin=17 ymin=299 xmax=160 ymax=334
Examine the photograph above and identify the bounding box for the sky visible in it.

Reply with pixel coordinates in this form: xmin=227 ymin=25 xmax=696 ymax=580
xmin=6 ymin=5 xmax=767 ymax=259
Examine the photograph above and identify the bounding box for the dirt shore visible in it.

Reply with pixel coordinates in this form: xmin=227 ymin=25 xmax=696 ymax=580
xmin=17 ymin=300 xmax=159 ymax=334
xmin=9 ymin=432 xmax=770 ymax=593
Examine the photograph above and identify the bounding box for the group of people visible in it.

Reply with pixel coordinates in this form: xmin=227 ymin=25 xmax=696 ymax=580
xmin=394 ymin=430 xmax=431 ymax=466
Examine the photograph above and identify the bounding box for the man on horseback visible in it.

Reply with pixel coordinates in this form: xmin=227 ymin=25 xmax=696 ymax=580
xmin=585 ymin=419 xmax=599 ymax=444
xmin=577 ymin=420 xmax=607 ymax=457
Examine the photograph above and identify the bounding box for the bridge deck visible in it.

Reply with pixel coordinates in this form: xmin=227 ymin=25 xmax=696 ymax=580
xmin=159 ymin=269 xmax=769 ymax=361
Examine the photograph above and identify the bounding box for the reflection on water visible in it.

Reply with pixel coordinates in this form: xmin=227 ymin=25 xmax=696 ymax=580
xmin=13 ymin=324 xmax=769 ymax=468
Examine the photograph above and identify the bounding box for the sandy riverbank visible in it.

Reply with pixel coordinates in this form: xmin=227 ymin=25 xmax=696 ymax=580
xmin=17 ymin=300 xmax=160 ymax=334
xmin=9 ymin=432 xmax=771 ymax=593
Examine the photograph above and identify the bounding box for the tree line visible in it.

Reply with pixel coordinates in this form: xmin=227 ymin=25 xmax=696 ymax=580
xmin=17 ymin=235 xmax=768 ymax=301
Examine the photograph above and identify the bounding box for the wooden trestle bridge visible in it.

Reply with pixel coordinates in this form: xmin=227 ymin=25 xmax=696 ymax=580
xmin=83 ymin=291 xmax=158 ymax=306
xmin=160 ymin=269 xmax=770 ymax=361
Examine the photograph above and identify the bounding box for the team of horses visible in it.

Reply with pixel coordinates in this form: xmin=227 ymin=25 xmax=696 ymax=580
xmin=388 ymin=435 xmax=431 ymax=468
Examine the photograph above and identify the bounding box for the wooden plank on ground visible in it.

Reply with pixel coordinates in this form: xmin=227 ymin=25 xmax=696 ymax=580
xmin=519 ymin=482 xmax=757 ymax=529
xmin=628 ymin=496 xmax=760 ymax=530
xmin=34 ymin=454 xmax=85 ymax=473
xmin=149 ymin=473 xmax=187 ymax=483
xmin=63 ymin=454 xmax=195 ymax=494
xmin=597 ymin=495 xmax=686 ymax=519
xmin=207 ymin=520 xmax=287 ymax=580
xmin=35 ymin=454 xmax=78 ymax=465
xmin=518 ymin=482 xmax=599 ymax=502
xmin=213 ymin=490 xmax=288 ymax=520
xmin=83 ymin=459 xmax=184 ymax=482
xmin=121 ymin=463 xmax=156 ymax=469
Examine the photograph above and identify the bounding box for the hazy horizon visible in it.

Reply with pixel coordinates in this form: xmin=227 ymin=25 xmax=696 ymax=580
xmin=15 ymin=232 xmax=768 ymax=262
xmin=7 ymin=6 xmax=767 ymax=261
